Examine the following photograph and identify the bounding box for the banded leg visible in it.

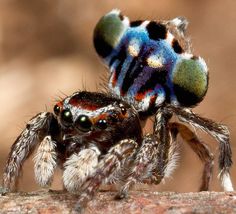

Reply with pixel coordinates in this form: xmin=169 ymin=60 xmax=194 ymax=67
xmin=115 ymin=134 xmax=171 ymax=199
xmin=2 ymin=112 xmax=56 ymax=191
xmin=168 ymin=105 xmax=234 ymax=191
xmin=75 ymin=139 xmax=138 ymax=212
xmin=33 ymin=136 xmax=58 ymax=187
xmin=150 ymin=107 xmax=174 ymax=181
xmin=170 ymin=122 xmax=214 ymax=191
xmin=124 ymin=107 xmax=177 ymax=190
xmin=153 ymin=107 xmax=172 ymax=165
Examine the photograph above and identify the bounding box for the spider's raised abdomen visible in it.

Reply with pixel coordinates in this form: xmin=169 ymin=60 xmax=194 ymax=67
xmin=94 ymin=10 xmax=208 ymax=115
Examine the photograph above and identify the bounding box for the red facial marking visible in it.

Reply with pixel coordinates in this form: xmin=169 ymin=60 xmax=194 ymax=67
xmin=55 ymin=101 xmax=63 ymax=112
xmin=69 ymin=98 xmax=100 ymax=111
xmin=56 ymin=101 xmax=63 ymax=107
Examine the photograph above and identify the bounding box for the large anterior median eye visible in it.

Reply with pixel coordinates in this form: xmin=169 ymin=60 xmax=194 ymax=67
xmin=93 ymin=9 xmax=128 ymax=58
xmin=61 ymin=109 xmax=73 ymax=125
xmin=76 ymin=115 xmax=92 ymax=132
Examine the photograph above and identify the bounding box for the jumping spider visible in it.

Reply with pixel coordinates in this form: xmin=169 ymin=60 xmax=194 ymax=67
xmin=93 ymin=9 xmax=234 ymax=193
xmin=2 ymin=8 xmax=234 ymax=212
xmin=2 ymin=91 xmax=178 ymax=211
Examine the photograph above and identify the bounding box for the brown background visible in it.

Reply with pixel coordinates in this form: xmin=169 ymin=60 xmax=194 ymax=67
xmin=0 ymin=0 xmax=235 ymax=193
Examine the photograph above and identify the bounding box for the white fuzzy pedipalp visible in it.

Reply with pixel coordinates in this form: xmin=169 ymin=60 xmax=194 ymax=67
xmin=63 ymin=147 xmax=100 ymax=193
xmin=33 ymin=136 xmax=57 ymax=187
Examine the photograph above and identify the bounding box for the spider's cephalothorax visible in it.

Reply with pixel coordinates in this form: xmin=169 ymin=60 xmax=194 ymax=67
xmin=2 ymin=91 xmax=179 ymax=211
xmin=94 ymin=9 xmax=233 ymax=192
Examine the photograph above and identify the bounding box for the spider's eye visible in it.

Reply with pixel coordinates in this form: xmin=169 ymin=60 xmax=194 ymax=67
xmin=96 ymin=119 xmax=108 ymax=130
xmin=61 ymin=109 xmax=73 ymax=125
xmin=76 ymin=115 xmax=92 ymax=132
xmin=53 ymin=104 xmax=61 ymax=115
xmin=119 ymin=103 xmax=127 ymax=115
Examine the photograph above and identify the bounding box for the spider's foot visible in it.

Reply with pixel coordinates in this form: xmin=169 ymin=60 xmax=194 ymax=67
xmin=47 ymin=189 xmax=66 ymax=194
xmin=74 ymin=202 xmax=85 ymax=214
xmin=114 ymin=191 xmax=129 ymax=200
xmin=199 ymin=183 xmax=209 ymax=192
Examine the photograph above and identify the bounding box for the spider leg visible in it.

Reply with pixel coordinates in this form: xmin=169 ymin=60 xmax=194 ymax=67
xmin=2 ymin=112 xmax=58 ymax=191
xmin=140 ymin=107 xmax=178 ymax=184
xmin=75 ymin=139 xmax=138 ymax=212
xmin=115 ymin=108 xmax=178 ymax=199
xmin=153 ymin=107 xmax=173 ymax=168
xmin=116 ymin=111 xmax=181 ymax=199
xmin=170 ymin=122 xmax=214 ymax=191
xmin=115 ymin=134 xmax=165 ymax=199
xmin=168 ymin=105 xmax=233 ymax=191
xmin=33 ymin=136 xmax=58 ymax=187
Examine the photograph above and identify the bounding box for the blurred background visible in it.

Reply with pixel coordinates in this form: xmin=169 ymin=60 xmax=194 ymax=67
xmin=0 ymin=0 xmax=235 ymax=193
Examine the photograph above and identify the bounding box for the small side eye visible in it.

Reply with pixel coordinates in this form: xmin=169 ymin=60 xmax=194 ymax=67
xmin=119 ymin=103 xmax=127 ymax=115
xmin=61 ymin=109 xmax=73 ymax=124
xmin=76 ymin=115 xmax=92 ymax=132
xmin=96 ymin=119 xmax=108 ymax=130
xmin=54 ymin=104 xmax=60 ymax=115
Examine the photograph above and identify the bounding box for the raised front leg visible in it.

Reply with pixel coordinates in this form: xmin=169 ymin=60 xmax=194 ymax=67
xmin=2 ymin=112 xmax=57 ymax=191
xmin=169 ymin=105 xmax=233 ymax=191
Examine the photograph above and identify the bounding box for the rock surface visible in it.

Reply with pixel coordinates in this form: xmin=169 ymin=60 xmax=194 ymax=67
xmin=0 ymin=190 xmax=235 ymax=214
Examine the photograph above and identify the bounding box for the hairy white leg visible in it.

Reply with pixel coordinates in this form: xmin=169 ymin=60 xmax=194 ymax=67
xmin=169 ymin=106 xmax=234 ymax=191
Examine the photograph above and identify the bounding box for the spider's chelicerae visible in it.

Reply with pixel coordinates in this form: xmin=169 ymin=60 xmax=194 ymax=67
xmin=93 ymin=9 xmax=234 ymax=194
xmin=2 ymin=91 xmax=178 ymax=211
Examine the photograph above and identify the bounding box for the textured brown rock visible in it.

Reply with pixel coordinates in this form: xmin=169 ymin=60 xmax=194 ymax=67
xmin=0 ymin=190 xmax=235 ymax=214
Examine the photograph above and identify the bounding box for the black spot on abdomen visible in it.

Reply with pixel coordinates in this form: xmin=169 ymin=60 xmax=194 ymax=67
xmin=130 ymin=20 xmax=143 ymax=27
xmin=146 ymin=21 xmax=167 ymax=40
xmin=172 ymin=39 xmax=183 ymax=54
